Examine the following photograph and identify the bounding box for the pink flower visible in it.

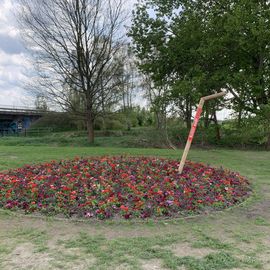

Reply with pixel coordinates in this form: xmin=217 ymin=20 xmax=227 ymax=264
xmin=0 ymin=156 xmax=251 ymax=219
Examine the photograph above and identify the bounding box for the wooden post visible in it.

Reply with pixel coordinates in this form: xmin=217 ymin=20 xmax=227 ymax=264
xmin=178 ymin=91 xmax=226 ymax=174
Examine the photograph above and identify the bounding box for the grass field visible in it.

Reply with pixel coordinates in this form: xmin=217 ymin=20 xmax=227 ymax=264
xmin=0 ymin=145 xmax=270 ymax=269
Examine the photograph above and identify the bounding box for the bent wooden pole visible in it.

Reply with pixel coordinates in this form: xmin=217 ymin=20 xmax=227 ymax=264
xmin=178 ymin=91 xmax=227 ymax=174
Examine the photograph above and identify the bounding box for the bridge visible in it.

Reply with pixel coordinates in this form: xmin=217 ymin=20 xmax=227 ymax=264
xmin=0 ymin=105 xmax=46 ymax=135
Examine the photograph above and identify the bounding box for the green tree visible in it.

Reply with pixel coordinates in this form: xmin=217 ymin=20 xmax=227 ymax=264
xmin=200 ymin=0 xmax=270 ymax=121
xmin=129 ymin=0 xmax=226 ymax=129
xmin=257 ymin=104 xmax=270 ymax=150
xmin=129 ymin=0 xmax=270 ymax=128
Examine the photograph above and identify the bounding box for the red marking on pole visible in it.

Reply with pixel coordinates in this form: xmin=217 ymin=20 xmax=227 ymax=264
xmin=179 ymin=91 xmax=226 ymax=174
xmin=187 ymin=107 xmax=203 ymax=142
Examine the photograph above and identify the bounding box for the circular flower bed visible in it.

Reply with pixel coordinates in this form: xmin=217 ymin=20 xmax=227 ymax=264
xmin=0 ymin=156 xmax=251 ymax=219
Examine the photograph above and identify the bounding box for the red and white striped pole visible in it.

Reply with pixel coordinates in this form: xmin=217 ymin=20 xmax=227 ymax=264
xmin=178 ymin=91 xmax=226 ymax=174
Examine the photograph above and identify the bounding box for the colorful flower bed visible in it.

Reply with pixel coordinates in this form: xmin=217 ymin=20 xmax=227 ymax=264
xmin=0 ymin=156 xmax=251 ymax=219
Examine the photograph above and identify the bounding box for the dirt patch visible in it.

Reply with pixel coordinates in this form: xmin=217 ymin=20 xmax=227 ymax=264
xmin=141 ymin=259 xmax=171 ymax=270
xmin=170 ymin=242 xmax=215 ymax=258
xmin=245 ymin=185 xmax=270 ymax=220
xmin=2 ymin=243 xmax=52 ymax=270
xmin=0 ymin=212 xmax=182 ymax=241
xmin=1 ymin=243 xmax=97 ymax=270
xmin=230 ymin=268 xmax=250 ymax=270
xmin=257 ymin=256 xmax=270 ymax=270
xmin=115 ymin=263 xmax=138 ymax=270
xmin=234 ymin=242 xmax=258 ymax=254
xmin=246 ymin=200 xmax=270 ymax=220
xmin=258 ymin=236 xmax=270 ymax=269
xmin=56 ymin=247 xmax=96 ymax=269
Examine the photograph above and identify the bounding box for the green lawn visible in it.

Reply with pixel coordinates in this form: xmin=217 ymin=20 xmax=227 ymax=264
xmin=0 ymin=145 xmax=270 ymax=270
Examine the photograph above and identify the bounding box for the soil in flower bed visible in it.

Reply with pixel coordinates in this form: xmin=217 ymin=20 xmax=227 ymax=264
xmin=0 ymin=156 xmax=251 ymax=219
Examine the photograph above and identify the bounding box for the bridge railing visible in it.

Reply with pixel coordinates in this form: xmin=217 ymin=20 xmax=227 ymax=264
xmin=0 ymin=106 xmax=47 ymax=114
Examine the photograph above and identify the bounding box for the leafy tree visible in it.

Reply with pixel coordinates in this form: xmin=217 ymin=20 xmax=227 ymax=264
xmin=200 ymin=0 xmax=270 ymax=120
xmin=129 ymin=0 xmax=226 ymax=129
xmin=129 ymin=0 xmax=270 ymax=129
xmin=257 ymin=104 xmax=270 ymax=150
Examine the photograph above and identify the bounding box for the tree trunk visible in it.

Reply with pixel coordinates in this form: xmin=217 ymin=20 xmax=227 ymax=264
xmin=185 ymin=101 xmax=192 ymax=129
xmin=155 ymin=110 xmax=163 ymax=130
xmin=204 ymin=103 xmax=210 ymax=128
xmin=86 ymin=116 xmax=94 ymax=143
xmin=155 ymin=111 xmax=160 ymax=129
xmin=213 ymin=111 xmax=221 ymax=141
xmin=266 ymin=132 xmax=270 ymax=151
xmin=237 ymin=109 xmax=242 ymax=127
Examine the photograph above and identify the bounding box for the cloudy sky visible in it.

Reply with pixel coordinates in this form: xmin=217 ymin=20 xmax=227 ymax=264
xmin=0 ymin=0 xmax=34 ymax=107
xmin=0 ymin=0 xmax=231 ymax=119
xmin=0 ymin=0 xmax=137 ymax=108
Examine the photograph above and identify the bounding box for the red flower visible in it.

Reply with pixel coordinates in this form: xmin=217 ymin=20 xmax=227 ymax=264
xmin=0 ymin=156 xmax=251 ymax=219
xmin=184 ymin=187 xmax=192 ymax=194
xmin=120 ymin=205 xmax=129 ymax=212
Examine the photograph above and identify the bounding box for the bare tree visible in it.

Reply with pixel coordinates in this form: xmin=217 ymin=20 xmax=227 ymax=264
xmin=17 ymin=0 xmax=126 ymax=142
xmin=34 ymin=94 xmax=48 ymax=111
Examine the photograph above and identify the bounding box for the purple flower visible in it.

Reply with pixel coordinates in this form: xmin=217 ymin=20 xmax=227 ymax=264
xmin=166 ymin=200 xmax=174 ymax=206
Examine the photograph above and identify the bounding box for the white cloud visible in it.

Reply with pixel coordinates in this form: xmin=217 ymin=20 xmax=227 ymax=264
xmin=0 ymin=49 xmax=32 ymax=106
xmin=0 ymin=86 xmax=31 ymax=107
xmin=0 ymin=50 xmax=26 ymax=67
xmin=0 ymin=0 xmax=137 ymax=107
xmin=0 ymin=0 xmax=20 ymax=37
xmin=0 ymin=0 xmax=33 ymax=107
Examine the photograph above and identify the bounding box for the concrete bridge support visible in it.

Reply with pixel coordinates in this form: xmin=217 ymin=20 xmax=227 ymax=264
xmin=0 ymin=106 xmax=44 ymax=135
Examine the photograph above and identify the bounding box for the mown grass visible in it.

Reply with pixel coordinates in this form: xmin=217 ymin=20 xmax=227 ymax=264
xmin=0 ymin=143 xmax=269 ymax=269
xmin=60 ymin=233 xmax=239 ymax=270
xmin=0 ymin=132 xmax=137 ymax=148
